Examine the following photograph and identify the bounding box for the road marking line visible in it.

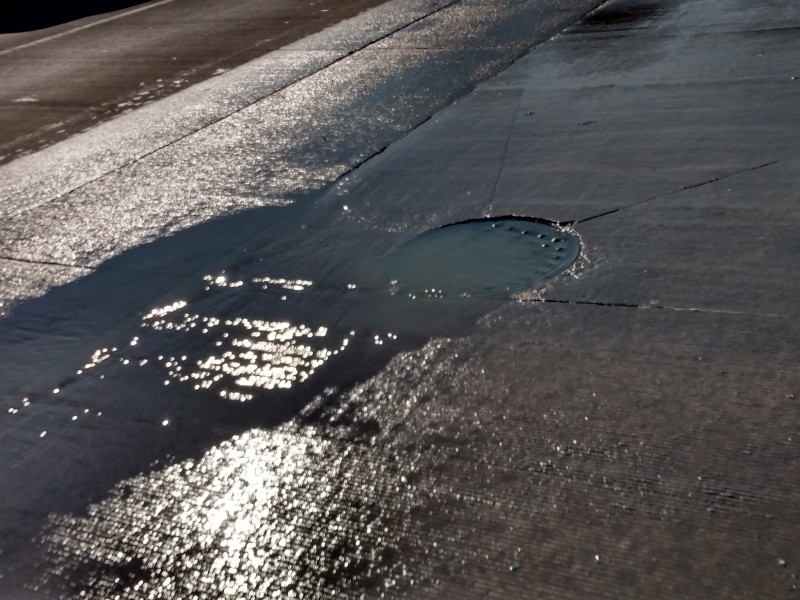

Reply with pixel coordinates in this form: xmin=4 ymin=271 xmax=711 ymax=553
xmin=0 ymin=0 xmax=181 ymax=56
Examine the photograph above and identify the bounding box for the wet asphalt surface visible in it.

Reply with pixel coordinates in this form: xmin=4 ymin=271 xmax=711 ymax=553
xmin=2 ymin=0 xmax=800 ymax=598
xmin=0 ymin=0 xmax=394 ymax=163
xmin=0 ymin=0 xmax=606 ymax=598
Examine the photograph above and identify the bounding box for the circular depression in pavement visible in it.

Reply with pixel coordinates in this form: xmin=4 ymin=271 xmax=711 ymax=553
xmin=384 ymin=217 xmax=580 ymax=298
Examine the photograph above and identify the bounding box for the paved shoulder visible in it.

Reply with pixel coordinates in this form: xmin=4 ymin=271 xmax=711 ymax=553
xmin=0 ymin=0 xmax=389 ymax=161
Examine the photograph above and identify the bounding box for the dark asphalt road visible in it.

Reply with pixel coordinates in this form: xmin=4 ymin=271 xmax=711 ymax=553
xmin=0 ymin=0 xmax=391 ymax=163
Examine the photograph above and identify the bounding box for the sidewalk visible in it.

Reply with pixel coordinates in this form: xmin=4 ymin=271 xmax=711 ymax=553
xmin=1 ymin=0 xmax=799 ymax=598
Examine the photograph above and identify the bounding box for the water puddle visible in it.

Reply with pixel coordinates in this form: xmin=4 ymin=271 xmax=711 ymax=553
xmin=384 ymin=217 xmax=580 ymax=299
xmin=113 ymin=217 xmax=579 ymax=404
xmin=19 ymin=216 xmax=580 ymax=410
xmin=4 ymin=212 xmax=582 ymax=599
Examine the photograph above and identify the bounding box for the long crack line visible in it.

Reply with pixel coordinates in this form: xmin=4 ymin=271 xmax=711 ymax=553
xmin=0 ymin=255 xmax=94 ymax=271
xmin=577 ymin=160 xmax=781 ymax=224
xmin=484 ymin=92 xmax=525 ymax=218
xmin=526 ymin=297 xmax=786 ymax=319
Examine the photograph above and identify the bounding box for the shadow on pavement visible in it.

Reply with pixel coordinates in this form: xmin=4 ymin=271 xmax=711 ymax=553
xmin=0 ymin=198 xmax=501 ymax=577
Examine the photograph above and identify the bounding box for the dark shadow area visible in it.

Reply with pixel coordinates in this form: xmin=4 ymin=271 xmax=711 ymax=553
xmin=0 ymin=0 xmax=153 ymax=32
xmin=574 ymin=1 xmax=667 ymax=32
xmin=0 ymin=157 xmax=581 ymax=598
xmin=0 ymin=199 xmax=517 ymax=594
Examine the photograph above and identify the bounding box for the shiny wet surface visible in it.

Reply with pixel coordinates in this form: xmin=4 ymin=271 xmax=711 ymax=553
xmin=0 ymin=203 xmax=511 ymax=597
xmin=0 ymin=0 xmax=393 ymax=163
xmin=0 ymin=0 xmax=608 ymax=597
xmin=2 ymin=0 xmax=800 ymax=597
xmin=384 ymin=218 xmax=580 ymax=299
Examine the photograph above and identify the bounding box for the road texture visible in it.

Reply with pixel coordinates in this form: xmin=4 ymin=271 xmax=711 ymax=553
xmin=0 ymin=0 xmax=402 ymax=163
xmin=1 ymin=0 xmax=800 ymax=598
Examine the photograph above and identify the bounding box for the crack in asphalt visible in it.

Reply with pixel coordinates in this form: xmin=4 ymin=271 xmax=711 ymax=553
xmin=567 ymin=25 xmax=800 ymax=39
xmin=484 ymin=94 xmax=525 ymax=218
xmin=533 ymin=297 xmax=786 ymax=319
xmin=677 ymin=160 xmax=780 ymax=191
xmin=0 ymin=255 xmax=94 ymax=271
xmin=576 ymin=159 xmax=781 ymax=224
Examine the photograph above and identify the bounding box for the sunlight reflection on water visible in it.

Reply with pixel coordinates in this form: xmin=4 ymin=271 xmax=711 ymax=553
xmin=41 ymin=426 xmax=414 ymax=599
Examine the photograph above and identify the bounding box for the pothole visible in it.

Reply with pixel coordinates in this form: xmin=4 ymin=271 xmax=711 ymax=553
xmin=384 ymin=217 xmax=580 ymax=299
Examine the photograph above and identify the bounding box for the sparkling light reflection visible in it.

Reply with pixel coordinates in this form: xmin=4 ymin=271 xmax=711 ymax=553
xmin=141 ymin=301 xmax=343 ymax=400
xmin=123 ymin=274 xmax=341 ymax=401
xmin=40 ymin=428 xmax=409 ymax=599
xmin=79 ymin=271 xmax=399 ymax=409
xmin=35 ymin=269 xmax=420 ymax=598
xmin=193 ymin=320 xmax=334 ymax=400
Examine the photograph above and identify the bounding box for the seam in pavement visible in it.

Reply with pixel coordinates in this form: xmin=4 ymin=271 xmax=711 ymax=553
xmin=534 ymin=297 xmax=785 ymax=319
xmin=670 ymin=24 xmax=800 ymax=37
xmin=575 ymin=160 xmax=780 ymax=224
xmin=0 ymin=255 xmax=94 ymax=271
xmin=329 ymin=116 xmax=431 ymax=185
xmin=370 ymin=44 xmax=532 ymax=50
xmin=484 ymin=93 xmax=525 ymax=217
xmin=566 ymin=24 xmax=800 ymax=39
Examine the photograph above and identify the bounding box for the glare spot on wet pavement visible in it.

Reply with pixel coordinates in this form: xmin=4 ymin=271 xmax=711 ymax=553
xmin=38 ymin=427 xmax=419 ymax=599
